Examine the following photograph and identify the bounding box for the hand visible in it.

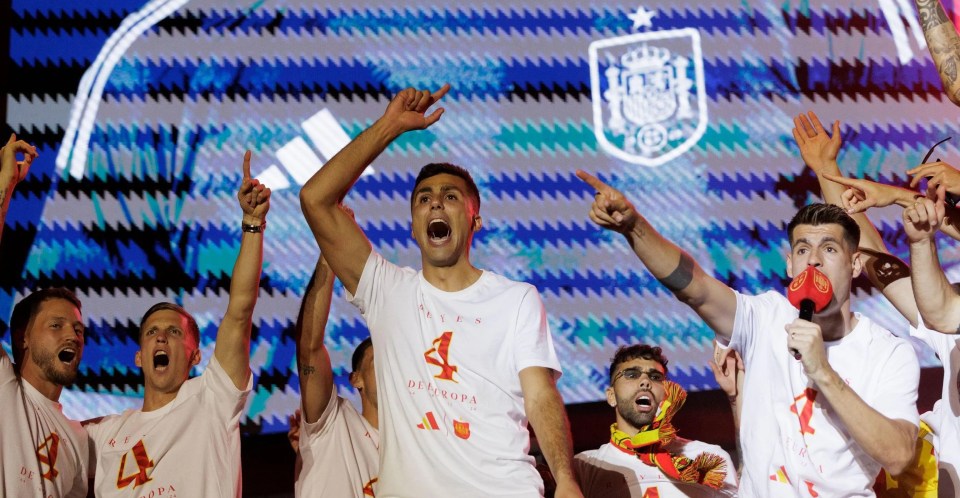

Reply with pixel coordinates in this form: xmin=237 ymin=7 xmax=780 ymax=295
xmin=821 ymin=173 xmax=911 ymax=214
xmin=287 ymin=409 xmax=302 ymax=454
xmin=709 ymin=341 xmax=744 ymax=399
xmin=381 ymin=84 xmax=451 ymax=133
xmin=903 ymin=185 xmax=947 ymax=243
xmin=0 ymin=133 xmax=38 ymax=191
xmin=791 ymin=111 xmax=841 ymax=173
xmin=238 ymin=150 xmax=271 ymax=224
xmin=908 ymin=160 xmax=960 ymax=195
xmin=575 ymin=170 xmax=640 ymax=234
xmin=785 ymin=319 xmax=830 ymax=381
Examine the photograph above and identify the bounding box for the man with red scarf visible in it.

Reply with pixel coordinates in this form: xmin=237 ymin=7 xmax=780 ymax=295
xmin=576 ymin=344 xmax=737 ymax=497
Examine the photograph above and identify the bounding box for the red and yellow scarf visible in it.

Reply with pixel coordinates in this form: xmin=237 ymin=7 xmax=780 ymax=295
xmin=609 ymin=380 xmax=728 ymax=490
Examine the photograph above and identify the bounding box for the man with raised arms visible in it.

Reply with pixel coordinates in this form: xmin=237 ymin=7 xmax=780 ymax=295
xmin=84 ymin=151 xmax=269 ymax=497
xmin=1 ymin=134 xmax=89 ymax=497
xmin=294 ymin=250 xmax=379 ymax=497
xmin=577 ymin=170 xmax=919 ymax=497
xmin=299 ymin=85 xmax=581 ymax=497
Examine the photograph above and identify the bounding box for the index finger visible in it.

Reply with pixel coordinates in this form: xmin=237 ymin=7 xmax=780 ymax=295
xmin=432 ymin=84 xmax=451 ymax=101
xmin=821 ymin=172 xmax=860 ymax=188
xmin=575 ymin=169 xmax=608 ymax=192
xmin=242 ymin=150 xmax=252 ymax=179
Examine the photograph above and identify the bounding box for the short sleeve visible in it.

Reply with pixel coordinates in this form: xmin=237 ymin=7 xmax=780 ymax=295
xmin=201 ymin=355 xmax=252 ymax=426
xmin=514 ymin=286 xmax=561 ymax=376
xmin=301 ymin=384 xmax=341 ymax=441
xmin=869 ymin=340 xmax=921 ymax=427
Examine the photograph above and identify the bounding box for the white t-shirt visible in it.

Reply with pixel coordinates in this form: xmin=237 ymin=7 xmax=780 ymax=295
xmin=575 ymin=438 xmax=738 ymax=497
xmin=0 ymin=350 xmax=88 ymax=498
xmin=86 ymin=355 xmax=251 ymax=498
xmin=295 ymin=385 xmax=379 ymax=498
xmin=348 ymin=252 xmax=562 ymax=497
xmin=729 ymin=291 xmax=920 ymax=498
xmin=909 ymin=318 xmax=960 ymax=492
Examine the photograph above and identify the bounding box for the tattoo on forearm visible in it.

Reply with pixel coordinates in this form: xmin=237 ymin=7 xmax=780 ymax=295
xmin=861 ymin=250 xmax=910 ymax=290
xmin=917 ymin=0 xmax=951 ymax=31
xmin=657 ymin=252 xmax=695 ymax=293
xmin=946 ymin=57 xmax=959 ymax=81
xmin=301 ymin=365 xmax=316 ymax=376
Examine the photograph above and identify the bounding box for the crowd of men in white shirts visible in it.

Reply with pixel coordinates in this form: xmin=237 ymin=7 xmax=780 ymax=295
xmin=4 ymin=1 xmax=960 ymax=495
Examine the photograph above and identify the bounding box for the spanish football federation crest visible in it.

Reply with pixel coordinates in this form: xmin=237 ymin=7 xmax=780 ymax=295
xmin=589 ymin=28 xmax=707 ymax=167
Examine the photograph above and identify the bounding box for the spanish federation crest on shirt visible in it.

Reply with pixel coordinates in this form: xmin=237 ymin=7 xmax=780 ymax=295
xmin=589 ymin=28 xmax=707 ymax=167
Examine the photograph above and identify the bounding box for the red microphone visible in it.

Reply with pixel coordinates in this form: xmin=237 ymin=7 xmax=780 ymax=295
xmin=786 ymin=266 xmax=834 ymax=359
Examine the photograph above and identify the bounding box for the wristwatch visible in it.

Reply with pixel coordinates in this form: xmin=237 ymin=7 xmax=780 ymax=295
xmin=242 ymin=221 xmax=266 ymax=233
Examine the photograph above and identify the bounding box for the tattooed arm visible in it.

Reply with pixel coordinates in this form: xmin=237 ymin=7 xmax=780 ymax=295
xmin=576 ymin=170 xmax=737 ymax=341
xmin=296 ymin=255 xmax=337 ymax=424
xmin=916 ymin=0 xmax=960 ymax=105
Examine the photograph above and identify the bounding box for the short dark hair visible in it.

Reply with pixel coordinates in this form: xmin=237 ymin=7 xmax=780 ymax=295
xmin=411 ymin=163 xmax=481 ymax=213
xmin=9 ymin=288 xmax=83 ymax=369
xmin=351 ymin=337 xmax=373 ymax=373
xmin=139 ymin=302 xmax=200 ymax=345
xmin=608 ymin=344 xmax=669 ymax=384
xmin=786 ymin=203 xmax=860 ymax=251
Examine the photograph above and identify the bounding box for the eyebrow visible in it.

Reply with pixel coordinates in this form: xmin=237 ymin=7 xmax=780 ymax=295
xmin=415 ymin=185 xmax=464 ymax=196
xmin=794 ymin=236 xmax=841 ymax=246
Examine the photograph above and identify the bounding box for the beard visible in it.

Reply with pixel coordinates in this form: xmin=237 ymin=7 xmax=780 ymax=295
xmin=616 ymin=394 xmax=657 ymax=429
xmin=30 ymin=348 xmax=78 ymax=386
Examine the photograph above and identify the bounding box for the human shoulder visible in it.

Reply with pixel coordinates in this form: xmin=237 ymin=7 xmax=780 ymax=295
xmin=668 ymin=437 xmax=732 ymax=462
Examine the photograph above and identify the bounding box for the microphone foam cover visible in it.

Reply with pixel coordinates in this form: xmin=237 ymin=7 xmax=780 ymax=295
xmin=787 ymin=266 xmax=834 ymax=313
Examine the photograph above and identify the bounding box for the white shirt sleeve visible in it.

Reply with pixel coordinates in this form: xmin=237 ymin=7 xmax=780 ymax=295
xmin=301 ymin=384 xmax=341 ymax=441
xmin=513 ymin=286 xmax=562 ymax=376
xmin=869 ymin=339 xmax=921 ymax=427
xmin=729 ymin=290 xmax=783 ymax=368
xmin=201 ymin=355 xmax=252 ymax=427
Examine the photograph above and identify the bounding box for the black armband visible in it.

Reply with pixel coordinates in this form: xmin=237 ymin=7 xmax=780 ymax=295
xmin=657 ymin=252 xmax=695 ymax=293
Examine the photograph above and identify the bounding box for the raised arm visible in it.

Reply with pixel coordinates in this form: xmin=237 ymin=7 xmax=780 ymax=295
xmin=905 ymin=188 xmax=960 ymax=332
xmin=576 ymin=170 xmax=737 ymax=341
xmin=519 ymin=367 xmax=582 ymax=498
xmin=915 ymin=0 xmax=960 ymax=105
xmin=299 ymin=85 xmax=450 ymax=294
xmin=215 ymin=151 xmax=270 ymax=389
xmin=792 ymin=112 xmax=920 ymax=326
xmin=0 ymin=134 xmax=38 ymax=244
xmin=295 ymin=254 xmax=336 ymax=423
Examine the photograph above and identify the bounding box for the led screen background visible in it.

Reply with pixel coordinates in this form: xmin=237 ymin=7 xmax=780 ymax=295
xmin=4 ymin=0 xmax=956 ymax=434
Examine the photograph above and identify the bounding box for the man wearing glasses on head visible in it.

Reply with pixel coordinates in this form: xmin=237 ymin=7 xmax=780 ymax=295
xmin=575 ymin=345 xmax=737 ymax=497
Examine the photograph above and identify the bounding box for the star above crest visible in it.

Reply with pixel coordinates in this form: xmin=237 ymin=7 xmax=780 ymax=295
xmin=628 ymin=6 xmax=656 ymax=30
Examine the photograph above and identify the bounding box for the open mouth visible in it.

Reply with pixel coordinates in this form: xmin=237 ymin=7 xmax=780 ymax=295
xmin=153 ymin=351 xmax=169 ymax=369
xmin=57 ymin=348 xmax=77 ymax=363
xmin=635 ymin=394 xmax=653 ymax=411
xmin=427 ymin=219 xmax=451 ymax=242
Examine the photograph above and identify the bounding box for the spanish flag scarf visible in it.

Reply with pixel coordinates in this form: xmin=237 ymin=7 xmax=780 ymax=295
xmin=609 ymin=380 xmax=728 ymax=490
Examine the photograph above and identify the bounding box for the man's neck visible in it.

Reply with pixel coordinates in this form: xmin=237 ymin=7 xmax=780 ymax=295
xmin=141 ymin=386 xmax=181 ymax=412
xmin=20 ymin=368 xmax=63 ymax=402
xmin=421 ymin=259 xmax=482 ymax=292
xmin=361 ymin=402 xmax=379 ymax=430
xmin=812 ymin=298 xmax=858 ymax=342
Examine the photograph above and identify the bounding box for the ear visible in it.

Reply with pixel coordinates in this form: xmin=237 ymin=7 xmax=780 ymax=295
xmin=606 ymin=386 xmax=617 ymax=408
xmin=851 ymin=251 xmax=863 ymax=279
xmin=349 ymin=371 xmax=363 ymax=391
xmin=785 ymin=252 xmax=795 ymax=279
xmin=190 ymin=348 xmax=202 ymax=367
xmin=135 ymin=350 xmax=143 ymax=368
xmin=472 ymin=215 xmax=483 ymax=232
